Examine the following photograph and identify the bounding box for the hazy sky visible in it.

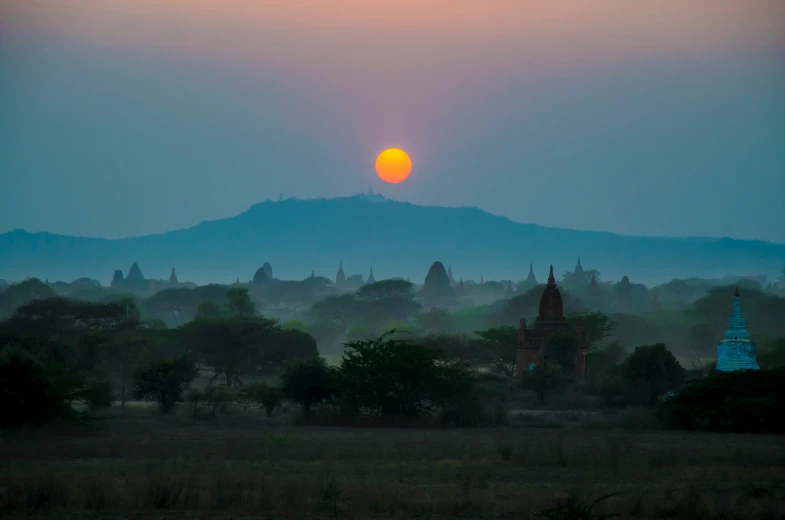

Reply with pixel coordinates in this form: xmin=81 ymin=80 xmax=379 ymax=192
xmin=2 ymin=1 xmax=784 ymax=242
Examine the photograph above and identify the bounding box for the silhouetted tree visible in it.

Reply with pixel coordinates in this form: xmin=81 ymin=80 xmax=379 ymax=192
xmin=280 ymin=357 xmax=336 ymax=418
xmin=132 ymin=356 xmax=197 ymax=414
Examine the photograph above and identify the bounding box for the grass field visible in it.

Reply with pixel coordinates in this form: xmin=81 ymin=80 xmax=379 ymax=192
xmin=1 ymin=403 xmax=784 ymax=519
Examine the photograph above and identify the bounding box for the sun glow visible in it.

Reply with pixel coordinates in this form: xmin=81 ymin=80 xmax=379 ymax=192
xmin=375 ymin=148 xmax=412 ymax=184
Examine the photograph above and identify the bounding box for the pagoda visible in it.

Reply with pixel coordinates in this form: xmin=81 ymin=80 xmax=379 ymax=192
xmin=515 ymin=265 xmax=588 ymax=377
xmin=336 ymin=260 xmax=346 ymax=286
xmin=523 ymin=262 xmax=537 ymax=289
xmin=716 ymin=287 xmax=760 ymax=372
xmin=574 ymin=257 xmax=584 ymax=275
xmin=168 ymin=267 xmax=179 ymax=286
xmin=588 ymin=271 xmax=599 ymax=291
xmin=447 ymin=265 xmax=456 ymax=285
xmin=366 ymin=267 xmax=376 ymax=285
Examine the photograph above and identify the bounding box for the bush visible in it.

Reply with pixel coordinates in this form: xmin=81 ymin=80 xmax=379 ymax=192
xmin=132 ymin=356 xmax=197 ymax=414
xmin=659 ymin=368 xmax=785 ymax=433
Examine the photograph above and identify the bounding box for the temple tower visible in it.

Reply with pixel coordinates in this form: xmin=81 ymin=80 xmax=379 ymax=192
xmin=168 ymin=267 xmax=179 ymax=286
xmin=367 ymin=267 xmax=376 ymax=285
xmin=716 ymin=288 xmax=760 ymax=372
xmin=336 ymin=260 xmax=346 ymax=286
xmin=515 ymin=265 xmax=588 ymax=377
xmin=588 ymin=271 xmax=599 ymax=291
xmin=447 ymin=265 xmax=456 ymax=285
xmin=574 ymin=257 xmax=584 ymax=275
xmin=262 ymin=262 xmax=273 ymax=280
xmin=524 ymin=263 xmax=537 ymax=288
xmin=127 ymin=262 xmax=144 ymax=281
xmin=455 ymin=279 xmax=467 ymax=298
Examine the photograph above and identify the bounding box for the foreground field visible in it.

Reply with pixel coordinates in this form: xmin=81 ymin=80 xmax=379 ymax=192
xmin=1 ymin=405 xmax=784 ymax=519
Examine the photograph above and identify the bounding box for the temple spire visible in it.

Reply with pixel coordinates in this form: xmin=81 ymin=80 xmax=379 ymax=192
xmin=525 ymin=262 xmax=537 ymax=286
xmin=724 ymin=287 xmax=749 ymax=339
xmin=574 ymin=257 xmax=584 ymax=274
xmin=547 ymin=265 xmax=556 ymax=285
xmin=717 ymin=287 xmax=759 ymax=371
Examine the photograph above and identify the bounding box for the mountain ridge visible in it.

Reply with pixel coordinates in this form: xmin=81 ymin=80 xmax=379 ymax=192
xmin=1 ymin=195 xmax=783 ymax=286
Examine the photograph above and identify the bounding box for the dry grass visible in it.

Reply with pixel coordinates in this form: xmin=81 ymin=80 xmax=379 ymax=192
xmin=1 ymin=404 xmax=784 ymax=519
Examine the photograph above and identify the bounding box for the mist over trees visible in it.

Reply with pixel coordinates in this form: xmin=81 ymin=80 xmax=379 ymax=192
xmin=1 ymin=254 xmax=783 ymax=429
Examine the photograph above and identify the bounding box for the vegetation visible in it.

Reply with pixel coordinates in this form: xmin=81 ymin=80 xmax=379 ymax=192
xmin=660 ymin=368 xmax=785 ymax=433
xmin=131 ymin=356 xmax=198 ymax=413
xmin=0 ymin=269 xmax=783 ymax=517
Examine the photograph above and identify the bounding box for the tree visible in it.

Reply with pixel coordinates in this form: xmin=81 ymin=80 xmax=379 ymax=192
xmin=356 ymin=279 xmax=415 ymax=301
xmin=280 ymin=357 xmax=336 ymax=418
xmin=474 ymin=326 xmax=518 ymax=377
xmin=132 ymin=356 xmax=197 ymax=414
xmin=142 ymin=288 xmax=195 ymax=326
xmin=307 ymin=293 xmax=358 ymax=333
xmin=0 ymin=347 xmax=86 ymax=431
xmin=2 ymin=297 xmax=134 ymax=382
xmin=338 ymin=333 xmax=474 ymax=419
xmin=195 ymin=301 xmax=223 ymax=320
xmin=102 ymin=322 xmax=156 ymax=409
xmin=226 ymin=287 xmax=256 ymax=316
xmin=566 ymin=312 xmax=615 ymax=350
xmin=520 ymin=361 xmax=566 ymax=404
xmin=240 ymin=382 xmax=282 ymax=417
xmin=183 ymin=316 xmax=317 ymax=387
xmin=416 ymin=307 xmax=450 ymax=332
xmin=182 ymin=315 xmax=278 ymax=387
xmin=543 ymin=333 xmax=582 ymax=375
xmin=421 ymin=333 xmax=480 ymax=364
xmin=0 ymin=278 xmax=58 ymax=318
xmin=622 ymin=343 xmax=685 ymax=406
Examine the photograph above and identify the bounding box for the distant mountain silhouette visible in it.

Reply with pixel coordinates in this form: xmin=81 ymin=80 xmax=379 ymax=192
xmin=1 ymin=194 xmax=783 ymax=285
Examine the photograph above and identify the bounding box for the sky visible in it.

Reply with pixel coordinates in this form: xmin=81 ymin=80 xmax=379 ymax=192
xmin=2 ymin=0 xmax=784 ymax=242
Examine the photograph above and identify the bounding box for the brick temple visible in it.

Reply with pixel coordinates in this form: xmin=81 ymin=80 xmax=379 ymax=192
xmin=515 ymin=265 xmax=589 ymax=377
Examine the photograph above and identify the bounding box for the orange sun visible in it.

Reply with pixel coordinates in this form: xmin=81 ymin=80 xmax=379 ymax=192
xmin=375 ymin=148 xmax=412 ymax=184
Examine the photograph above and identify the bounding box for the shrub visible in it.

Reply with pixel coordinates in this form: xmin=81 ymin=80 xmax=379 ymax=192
xmin=659 ymin=368 xmax=785 ymax=433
